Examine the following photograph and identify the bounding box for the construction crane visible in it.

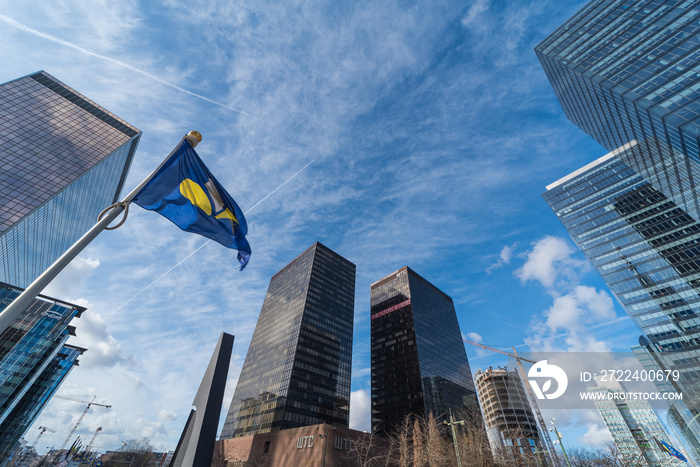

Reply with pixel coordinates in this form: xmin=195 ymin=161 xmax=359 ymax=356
xmin=55 ymin=395 xmax=111 ymax=455
xmin=464 ymin=339 xmax=557 ymax=466
xmin=85 ymin=427 xmax=102 ymax=455
xmin=30 ymin=426 xmax=55 ymax=448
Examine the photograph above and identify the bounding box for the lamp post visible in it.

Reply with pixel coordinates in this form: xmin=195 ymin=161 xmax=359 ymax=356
xmin=318 ymin=432 xmax=328 ymax=467
xmin=550 ymin=418 xmax=572 ymax=467
xmin=443 ymin=409 xmax=465 ymax=467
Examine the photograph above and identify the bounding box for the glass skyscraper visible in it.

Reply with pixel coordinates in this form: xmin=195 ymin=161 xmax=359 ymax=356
xmin=0 ymin=282 xmax=86 ymax=462
xmin=220 ymin=242 xmax=355 ymax=439
xmin=536 ymin=0 xmax=700 ymax=224
xmin=544 ymin=148 xmax=700 ymax=462
xmin=589 ymin=379 xmax=672 ymax=466
xmin=0 ymin=71 xmax=141 ymax=288
xmin=370 ymin=267 xmax=477 ymax=434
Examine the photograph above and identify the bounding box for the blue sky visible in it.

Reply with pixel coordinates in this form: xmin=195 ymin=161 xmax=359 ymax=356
xmin=0 ymin=0 xmax=653 ymax=455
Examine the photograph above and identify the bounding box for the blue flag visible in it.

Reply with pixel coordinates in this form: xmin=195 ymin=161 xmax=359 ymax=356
xmin=655 ymin=437 xmax=688 ymax=462
xmin=133 ymin=140 xmax=251 ymax=269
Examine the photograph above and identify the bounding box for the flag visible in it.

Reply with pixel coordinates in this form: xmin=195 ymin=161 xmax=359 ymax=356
xmin=133 ymin=139 xmax=251 ymax=269
xmin=66 ymin=437 xmax=81 ymax=458
xmin=655 ymin=437 xmax=688 ymax=462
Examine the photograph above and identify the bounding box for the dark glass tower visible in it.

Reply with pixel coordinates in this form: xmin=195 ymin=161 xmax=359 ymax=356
xmin=0 ymin=282 xmax=86 ymax=462
xmin=0 ymin=71 xmax=141 ymax=288
xmin=544 ymin=149 xmax=700 ymax=463
xmin=536 ymin=1 xmax=700 ymax=224
xmin=220 ymin=242 xmax=355 ymax=439
xmin=370 ymin=267 xmax=477 ymax=434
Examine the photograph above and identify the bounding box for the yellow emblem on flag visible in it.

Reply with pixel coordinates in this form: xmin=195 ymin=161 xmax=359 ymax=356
xmin=180 ymin=179 xmax=212 ymax=215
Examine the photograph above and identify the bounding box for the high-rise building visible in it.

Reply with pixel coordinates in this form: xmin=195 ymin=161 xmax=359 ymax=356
xmin=543 ymin=148 xmax=700 ymax=462
xmin=220 ymin=242 xmax=355 ymax=439
xmin=0 ymin=282 xmax=87 ymax=462
xmin=535 ymin=1 xmax=700 ymax=224
xmin=0 ymin=71 xmax=141 ymax=288
xmin=474 ymin=367 xmax=549 ymax=465
xmin=370 ymin=267 xmax=477 ymax=434
xmin=589 ymin=378 xmax=673 ymax=466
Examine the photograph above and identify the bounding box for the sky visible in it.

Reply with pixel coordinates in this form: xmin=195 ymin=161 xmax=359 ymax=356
xmin=0 ymin=0 xmax=658 ymax=456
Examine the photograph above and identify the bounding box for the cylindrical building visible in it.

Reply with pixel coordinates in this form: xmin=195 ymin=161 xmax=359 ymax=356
xmin=475 ymin=367 xmax=548 ymax=466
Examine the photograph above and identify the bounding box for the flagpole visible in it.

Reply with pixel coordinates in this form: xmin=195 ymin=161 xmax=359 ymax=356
xmin=0 ymin=131 xmax=202 ymax=336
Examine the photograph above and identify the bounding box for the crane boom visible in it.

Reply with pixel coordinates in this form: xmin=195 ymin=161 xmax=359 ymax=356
xmin=85 ymin=426 xmax=102 ymax=454
xmin=30 ymin=426 xmax=55 ymax=448
xmin=463 ymin=339 xmax=537 ymax=364
xmin=57 ymin=395 xmax=111 ymax=454
xmin=463 ymin=339 xmax=557 ymax=466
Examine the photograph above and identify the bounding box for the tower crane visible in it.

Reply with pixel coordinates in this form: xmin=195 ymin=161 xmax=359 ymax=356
xmin=30 ymin=426 xmax=55 ymax=448
xmin=85 ymin=427 xmax=102 ymax=455
xmin=464 ymin=339 xmax=557 ymax=466
xmin=55 ymin=395 xmax=111 ymax=455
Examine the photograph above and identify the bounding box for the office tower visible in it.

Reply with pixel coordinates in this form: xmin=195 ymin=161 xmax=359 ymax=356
xmin=220 ymin=242 xmax=355 ymax=439
xmin=0 ymin=282 xmax=86 ymax=462
xmin=370 ymin=267 xmax=477 ymax=434
xmin=536 ymin=2 xmax=700 ymax=224
xmin=0 ymin=71 xmax=141 ymax=288
xmin=543 ymin=148 xmax=700 ymax=462
xmin=589 ymin=379 xmax=673 ymax=466
xmin=474 ymin=367 xmax=549 ymax=465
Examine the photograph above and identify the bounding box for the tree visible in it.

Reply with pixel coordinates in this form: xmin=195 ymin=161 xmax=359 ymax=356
xmin=340 ymin=431 xmax=394 ymax=467
xmin=454 ymin=408 xmax=498 ymax=467
xmin=102 ymin=438 xmax=155 ymax=467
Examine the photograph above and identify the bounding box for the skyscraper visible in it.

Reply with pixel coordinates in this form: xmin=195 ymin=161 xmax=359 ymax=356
xmin=536 ymin=1 xmax=700 ymax=224
xmin=370 ymin=267 xmax=477 ymax=434
xmin=475 ymin=367 xmax=549 ymax=465
xmin=0 ymin=282 xmax=87 ymax=462
xmin=543 ymin=148 xmax=700 ymax=462
xmin=0 ymin=71 xmax=141 ymax=288
xmin=220 ymin=242 xmax=355 ymax=439
xmin=538 ymin=3 xmax=700 ymax=460
xmin=589 ymin=378 xmax=673 ymax=466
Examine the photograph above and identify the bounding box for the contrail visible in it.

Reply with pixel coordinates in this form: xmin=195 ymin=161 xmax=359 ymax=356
xmin=105 ymin=160 xmax=315 ymax=316
xmin=0 ymin=14 xmax=250 ymax=116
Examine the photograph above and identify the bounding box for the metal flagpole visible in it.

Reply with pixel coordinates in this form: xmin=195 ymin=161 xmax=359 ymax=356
xmin=0 ymin=131 xmax=202 ymax=336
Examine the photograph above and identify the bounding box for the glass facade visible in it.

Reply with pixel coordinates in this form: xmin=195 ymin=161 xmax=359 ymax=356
xmin=589 ymin=380 xmax=672 ymax=466
xmin=370 ymin=267 xmax=477 ymax=434
xmin=220 ymin=242 xmax=355 ymax=439
xmin=0 ymin=71 xmax=141 ymax=288
xmin=0 ymin=282 xmax=86 ymax=462
xmin=536 ymin=0 xmax=700 ymax=224
xmin=544 ymin=150 xmax=700 ymax=462
xmin=475 ymin=367 xmax=549 ymax=465
xmin=0 ymin=344 xmax=84 ymax=462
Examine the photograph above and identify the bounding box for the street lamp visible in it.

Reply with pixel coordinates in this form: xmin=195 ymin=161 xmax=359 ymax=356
xmin=318 ymin=432 xmax=328 ymax=467
xmin=443 ymin=409 xmax=465 ymax=467
xmin=550 ymin=418 xmax=572 ymax=467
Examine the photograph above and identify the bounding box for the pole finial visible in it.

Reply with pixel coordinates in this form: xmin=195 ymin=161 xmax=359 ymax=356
xmin=185 ymin=131 xmax=203 ymax=148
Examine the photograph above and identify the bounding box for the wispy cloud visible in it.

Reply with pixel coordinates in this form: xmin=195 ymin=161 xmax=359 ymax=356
xmin=0 ymin=13 xmax=249 ymax=114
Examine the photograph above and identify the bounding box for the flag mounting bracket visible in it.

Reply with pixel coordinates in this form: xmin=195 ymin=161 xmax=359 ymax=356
xmin=97 ymin=201 xmax=130 ymax=230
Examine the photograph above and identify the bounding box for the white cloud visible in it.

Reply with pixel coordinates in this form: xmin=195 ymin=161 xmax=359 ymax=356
xmin=467 ymin=332 xmax=483 ymax=343
xmin=349 ymin=390 xmax=371 ymax=433
xmin=518 ymin=237 xmax=619 ymax=352
xmin=486 ymin=243 xmax=516 ymax=273
xmin=546 ymin=286 xmax=615 ymax=332
xmin=461 ymin=0 xmax=490 ymax=28
xmin=515 ymin=236 xmax=588 ymax=288
xmin=579 ymin=423 xmax=614 ymax=447
xmin=71 ymin=310 xmax=130 ymax=368
xmin=43 ymin=256 xmax=100 ymax=299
